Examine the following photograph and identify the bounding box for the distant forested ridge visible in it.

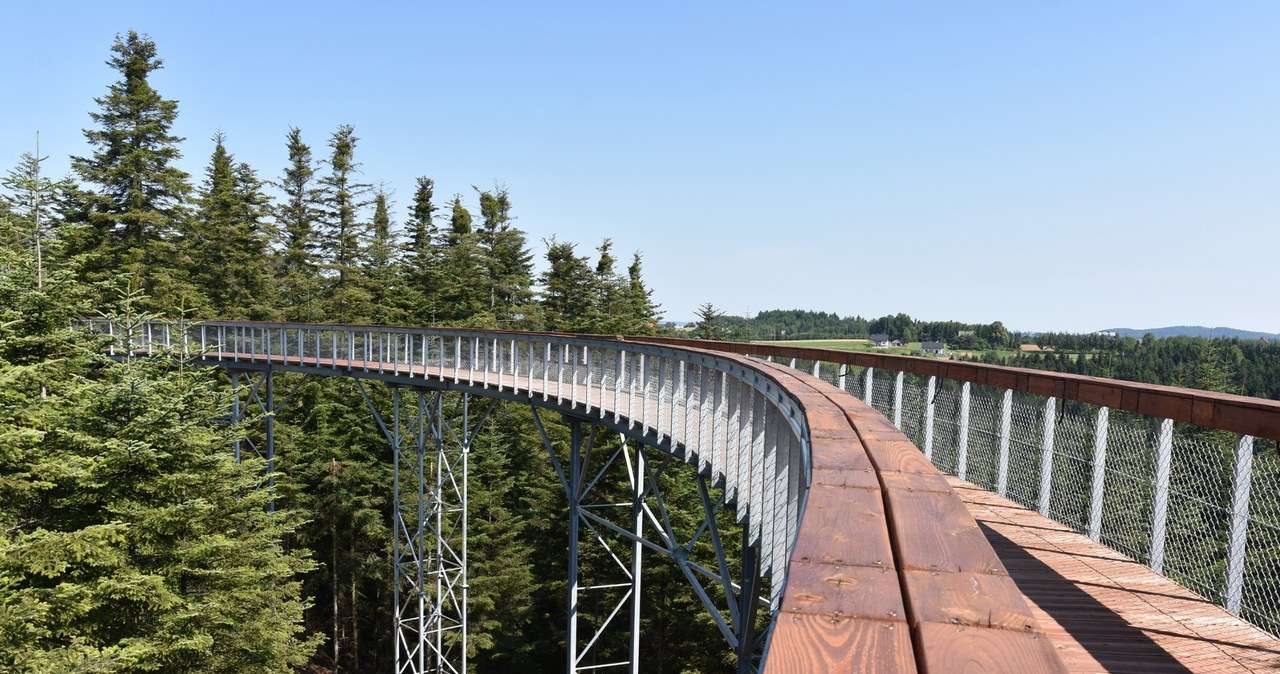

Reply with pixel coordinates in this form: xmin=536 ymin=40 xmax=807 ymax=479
xmin=1103 ymin=326 xmax=1279 ymax=341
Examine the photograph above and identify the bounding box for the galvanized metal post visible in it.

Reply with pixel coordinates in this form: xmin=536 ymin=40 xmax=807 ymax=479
xmin=892 ymin=371 xmax=904 ymax=429
xmin=995 ymin=389 xmax=1012 ymax=497
xmin=1150 ymin=418 xmax=1174 ymax=574
xmin=923 ymin=376 xmax=937 ymax=461
xmin=956 ymin=382 xmax=971 ymax=480
xmin=837 ymin=364 xmax=847 ymax=391
xmin=264 ymin=368 xmax=275 ymax=512
xmin=230 ymin=371 xmax=242 ymax=462
xmin=1226 ymin=435 xmax=1255 ymax=615
xmin=566 ymin=421 xmax=582 ymax=674
xmin=735 ymin=531 xmax=759 ymax=674
xmin=863 ymin=367 xmax=874 ymax=405
xmin=629 ymin=443 xmax=644 ymax=674
xmin=1037 ymin=397 xmax=1057 ymax=517
xmin=1087 ymin=407 xmax=1111 ymax=541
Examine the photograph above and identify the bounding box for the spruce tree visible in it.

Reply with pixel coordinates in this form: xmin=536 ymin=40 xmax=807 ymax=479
xmin=69 ymin=31 xmax=192 ymax=302
xmin=623 ymin=252 xmax=661 ymax=334
xmin=539 ymin=239 xmax=599 ymax=332
xmin=1 ymin=148 xmax=69 ymax=289
xmin=437 ymin=196 xmax=488 ymax=323
xmin=475 ymin=187 xmax=533 ymax=324
xmin=316 ymin=125 xmax=374 ymax=321
xmin=182 ymin=134 xmax=276 ymax=318
xmin=402 ymin=177 xmax=442 ymax=323
xmin=0 ymin=258 xmax=318 ymax=672
xmin=363 ymin=190 xmax=402 ymax=323
xmin=275 ymin=128 xmax=325 ymax=321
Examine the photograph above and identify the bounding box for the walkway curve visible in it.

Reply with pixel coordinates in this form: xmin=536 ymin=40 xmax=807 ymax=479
xmin=90 ymin=320 xmax=1068 ymax=673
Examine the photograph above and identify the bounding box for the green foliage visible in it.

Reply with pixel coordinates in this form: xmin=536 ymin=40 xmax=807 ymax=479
xmin=68 ymin=31 xmax=192 ymax=308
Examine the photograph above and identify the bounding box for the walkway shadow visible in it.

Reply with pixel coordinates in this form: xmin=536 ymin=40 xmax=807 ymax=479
xmin=978 ymin=522 xmax=1193 ymax=674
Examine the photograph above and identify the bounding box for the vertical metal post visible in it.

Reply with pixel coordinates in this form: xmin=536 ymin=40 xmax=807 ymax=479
xmin=892 ymin=371 xmax=904 ymax=429
xmin=415 ymin=392 xmax=427 ymax=674
xmin=265 ymin=368 xmax=275 ymax=512
xmin=996 ymin=389 xmax=1012 ymax=497
xmin=566 ymin=421 xmax=582 ymax=674
xmin=735 ymin=531 xmax=759 ymax=674
xmin=230 ymin=372 xmax=242 ymax=462
xmin=460 ymin=395 xmax=471 ymax=674
xmin=1037 ymin=397 xmax=1057 ymax=517
xmin=1150 ymin=418 xmax=1173 ymax=573
xmin=1226 ymin=435 xmax=1255 ymax=615
xmin=1087 ymin=407 xmax=1111 ymax=541
xmin=956 ymin=382 xmax=971 ymax=480
xmin=629 ymin=443 xmax=644 ymax=674
xmin=923 ymin=376 xmax=937 ymax=461
xmin=837 ymin=363 xmax=847 ymax=391
xmin=863 ymin=367 xmax=874 ymax=405
xmin=810 ymin=360 xmax=819 ymax=378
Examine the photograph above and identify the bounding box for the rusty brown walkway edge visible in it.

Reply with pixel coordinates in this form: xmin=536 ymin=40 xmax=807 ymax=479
xmin=742 ymin=358 xmax=1066 ymax=673
xmin=632 ymin=336 xmax=1280 ymax=442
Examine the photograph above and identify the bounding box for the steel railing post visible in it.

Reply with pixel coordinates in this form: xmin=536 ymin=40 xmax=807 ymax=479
xmin=837 ymin=363 xmax=847 ymax=391
xmin=957 ymin=382 xmax=972 ymax=480
xmin=892 ymin=371 xmax=904 ymax=429
xmin=996 ymin=389 xmax=1012 ymax=497
xmin=1150 ymin=418 xmax=1174 ymax=573
xmin=1037 ymin=396 xmax=1057 ymax=517
xmin=863 ymin=367 xmax=874 ymax=405
xmin=923 ymin=376 xmax=937 ymax=461
xmin=1088 ymin=406 xmax=1111 ymax=541
xmin=1226 ymin=435 xmax=1256 ymax=615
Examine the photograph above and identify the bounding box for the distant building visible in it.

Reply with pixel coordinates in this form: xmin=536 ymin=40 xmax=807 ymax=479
xmin=869 ymin=333 xmax=899 ymax=347
xmin=921 ymin=340 xmax=947 ymax=356
xmin=957 ymin=330 xmax=975 ymax=337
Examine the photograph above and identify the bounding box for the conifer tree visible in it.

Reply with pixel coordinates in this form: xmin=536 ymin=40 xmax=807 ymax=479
xmin=475 ymin=187 xmax=534 ymax=324
xmin=1 ymin=148 xmax=69 ymax=288
xmin=539 ymin=239 xmax=599 ymax=332
xmin=623 ymin=252 xmax=661 ymax=334
xmin=69 ymin=31 xmax=191 ymax=301
xmin=316 ymin=125 xmax=374 ymax=320
xmin=363 ymin=190 xmax=402 ymax=322
xmin=183 ymin=134 xmax=276 ymax=318
xmin=402 ymin=177 xmax=442 ymax=323
xmin=0 ymin=258 xmax=318 ymax=672
xmin=437 ymin=196 xmax=488 ymax=322
xmin=275 ymin=128 xmax=325 ymax=321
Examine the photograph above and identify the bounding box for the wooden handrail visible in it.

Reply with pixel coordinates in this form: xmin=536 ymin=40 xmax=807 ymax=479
xmin=631 ymin=336 xmax=1280 ymax=441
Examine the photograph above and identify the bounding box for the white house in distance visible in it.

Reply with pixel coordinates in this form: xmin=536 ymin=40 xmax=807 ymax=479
xmin=869 ymin=333 xmax=902 ymax=348
xmin=921 ymin=340 xmax=947 ymax=356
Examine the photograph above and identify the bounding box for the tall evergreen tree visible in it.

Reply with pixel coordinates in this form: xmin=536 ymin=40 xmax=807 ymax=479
xmin=363 ymin=190 xmax=402 ymax=322
xmin=69 ymin=31 xmax=191 ymax=302
xmin=402 ymin=177 xmax=442 ymax=323
xmin=274 ymin=128 xmax=325 ymax=321
xmin=1 ymin=147 xmax=69 ymax=289
xmin=316 ymin=125 xmax=374 ymax=321
xmin=181 ymin=134 xmax=276 ymax=318
xmin=437 ymin=196 xmax=488 ymax=322
xmin=622 ymin=252 xmax=661 ymax=334
xmin=475 ymin=187 xmax=533 ymax=324
xmin=539 ymin=239 xmax=599 ymax=332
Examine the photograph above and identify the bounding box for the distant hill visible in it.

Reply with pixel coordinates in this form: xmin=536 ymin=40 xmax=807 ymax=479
xmin=1100 ymin=326 xmax=1279 ymax=341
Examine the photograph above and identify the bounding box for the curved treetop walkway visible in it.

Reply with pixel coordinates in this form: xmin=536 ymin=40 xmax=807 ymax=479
xmin=87 ymin=320 xmax=1280 ymax=673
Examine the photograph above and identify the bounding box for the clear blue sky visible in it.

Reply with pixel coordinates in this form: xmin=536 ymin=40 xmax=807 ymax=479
xmin=3 ymin=2 xmax=1277 ymax=332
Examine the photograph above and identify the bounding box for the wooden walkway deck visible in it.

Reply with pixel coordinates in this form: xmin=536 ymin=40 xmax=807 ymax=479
xmin=948 ymin=477 xmax=1280 ymax=673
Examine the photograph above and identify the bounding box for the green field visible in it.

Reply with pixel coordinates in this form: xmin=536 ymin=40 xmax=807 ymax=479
xmin=751 ymin=338 xmax=924 ymax=356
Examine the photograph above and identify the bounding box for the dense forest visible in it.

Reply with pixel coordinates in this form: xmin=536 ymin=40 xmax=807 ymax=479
xmin=0 ymin=30 xmax=749 ymax=674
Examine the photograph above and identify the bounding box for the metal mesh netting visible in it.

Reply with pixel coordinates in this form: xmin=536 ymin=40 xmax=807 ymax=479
xmin=1047 ymin=404 xmax=1096 ymax=532
xmin=870 ymin=372 xmax=896 ymax=419
xmin=964 ymin=386 xmax=1002 ymax=490
xmin=1099 ymin=413 xmax=1157 ymax=564
xmin=1004 ymin=394 xmax=1045 ymax=509
xmin=899 ymin=374 xmax=929 ymax=447
xmin=930 ymin=381 xmax=962 ymax=474
xmin=1244 ymin=440 xmax=1280 ymax=635
xmin=1162 ymin=426 xmax=1234 ymax=604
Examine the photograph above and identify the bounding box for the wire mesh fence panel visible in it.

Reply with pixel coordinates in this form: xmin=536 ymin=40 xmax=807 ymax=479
xmin=842 ymin=365 xmax=868 ymax=401
xmin=1005 ymin=393 xmax=1046 ymax=509
xmin=870 ymin=371 xmax=895 ymax=418
xmin=1163 ymin=426 xmax=1234 ymax=604
xmin=930 ymin=381 xmax=962 ymax=475
xmin=899 ymin=374 xmax=928 ymax=448
xmin=1241 ymin=438 xmax=1280 ymax=635
xmin=1048 ymin=404 xmax=1097 ymax=533
xmin=965 ymin=386 xmax=1002 ymax=491
xmin=1099 ymin=413 xmax=1157 ymax=564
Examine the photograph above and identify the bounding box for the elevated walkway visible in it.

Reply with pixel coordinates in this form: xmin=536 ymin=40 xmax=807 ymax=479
xmin=953 ymin=478 xmax=1280 ymax=673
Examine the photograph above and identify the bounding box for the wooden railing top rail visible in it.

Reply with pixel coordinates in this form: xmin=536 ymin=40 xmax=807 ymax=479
xmin=632 ymin=336 xmax=1280 ymax=442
